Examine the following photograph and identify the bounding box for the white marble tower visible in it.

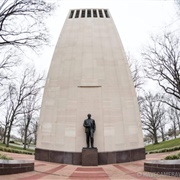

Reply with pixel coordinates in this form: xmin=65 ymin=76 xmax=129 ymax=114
xmin=35 ymin=9 xmax=145 ymax=165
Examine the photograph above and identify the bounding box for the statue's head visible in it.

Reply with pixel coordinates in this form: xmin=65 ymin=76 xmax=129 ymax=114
xmin=87 ymin=114 xmax=91 ymax=118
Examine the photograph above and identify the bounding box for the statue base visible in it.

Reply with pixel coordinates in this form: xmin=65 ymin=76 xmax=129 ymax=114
xmin=35 ymin=147 xmax=145 ymax=165
xmin=82 ymin=147 xmax=98 ymax=166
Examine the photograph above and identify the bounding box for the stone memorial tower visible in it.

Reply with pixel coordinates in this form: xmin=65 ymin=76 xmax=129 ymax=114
xmin=35 ymin=9 xmax=145 ymax=165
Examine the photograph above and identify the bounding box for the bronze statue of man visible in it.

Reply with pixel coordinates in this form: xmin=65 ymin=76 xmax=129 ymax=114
xmin=83 ymin=114 xmax=96 ymax=148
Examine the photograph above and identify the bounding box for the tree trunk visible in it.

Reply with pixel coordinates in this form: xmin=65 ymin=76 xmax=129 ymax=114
xmin=34 ymin=122 xmax=38 ymax=145
xmin=6 ymin=124 xmax=12 ymax=147
xmin=2 ymin=126 xmax=7 ymax=144
xmin=173 ymin=121 xmax=177 ymax=139
xmin=6 ymin=118 xmax=14 ymax=147
xmin=23 ymin=116 xmax=31 ymax=150
xmin=174 ymin=129 xmax=177 ymax=139
xmin=161 ymin=127 xmax=165 ymax=141
xmin=23 ymin=126 xmax=28 ymax=150
xmin=153 ymin=130 xmax=158 ymax=144
xmin=177 ymin=118 xmax=180 ymax=133
xmin=34 ymin=133 xmax=37 ymax=145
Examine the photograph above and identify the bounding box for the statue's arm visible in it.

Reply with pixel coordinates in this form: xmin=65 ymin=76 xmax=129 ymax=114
xmin=83 ymin=121 xmax=86 ymax=127
xmin=93 ymin=120 xmax=96 ymax=132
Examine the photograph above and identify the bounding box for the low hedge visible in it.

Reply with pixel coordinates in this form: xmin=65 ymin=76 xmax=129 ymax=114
xmin=0 ymin=146 xmax=34 ymax=155
xmin=147 ymin=146 xmax=180 ymax=154
xmin=164 ymin=153 xmax=180 ymax=160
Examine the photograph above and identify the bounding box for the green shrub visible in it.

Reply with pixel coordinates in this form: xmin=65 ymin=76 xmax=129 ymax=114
xmin=164 ymin=152 xmax=180 ymax=160
xmin=165 ymin=154 xmax=179 ymax=160
xmin=174 ymin=147 xmax=180 ymax=151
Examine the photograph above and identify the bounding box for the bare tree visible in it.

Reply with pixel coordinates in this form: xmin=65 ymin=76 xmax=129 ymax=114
xmin=1 ymin=85 xmax=16 ymax=144
xmin=1 ymin=66 xmax=44 ymax=147
xmin=174 ymin=107 xmax=180 ymax=131
xmin=168 ymin=98 xmax=180 ymax=132
xmin=159 ymin=118 xmax=167 ymax=142
xmin=0 ymin=124 xmax=4 ymax=141
xmin=167 ymin=128 xmax=174 ymax=138
xmin=140 ymin=92 xmax=165 ymax=144
xmin=0 ymin=0 xmax=55 ymax=49
xmin=0 ymin=48 xmax=21 ymax=87
xmin=0 ymin=49 xmax=21 ymax=108
xmin=32 ymin=121 xmax=38 ymax=145
xmin=17 ymin=125 xmax=24 ymax=142
xmin=142 ymin=32 xmax=180 ymax=110
xmin=0 ymin=90 xmax=9 ymax=108
xmin=144 ymin=133 xmax=154 ymax=144
xmin=127 ymin=53 xmax=144 ymax=91
xmin=168 ymin=106 xmax=180 ymax=139
xmin=0 ymin=0 xmax=55 ymax=107
xmin=21 ymin=94 xmax=41 ymax=149
xmin=0 ymin=51 xmax=16 ymax=82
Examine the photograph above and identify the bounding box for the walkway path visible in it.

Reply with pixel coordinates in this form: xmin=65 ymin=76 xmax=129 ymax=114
xmin=0 ymin=151 xmax=180 ymax=179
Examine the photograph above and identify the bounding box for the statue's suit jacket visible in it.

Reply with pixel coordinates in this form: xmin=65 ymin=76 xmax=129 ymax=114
xmin=83 ymin=119 xmax=96 ymax=134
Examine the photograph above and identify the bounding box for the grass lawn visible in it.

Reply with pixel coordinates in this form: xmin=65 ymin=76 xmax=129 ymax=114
xmin=145 ymin=138 xmax=180 ymax=152
xmin=0 ymin=142 xmax=34 ymax=154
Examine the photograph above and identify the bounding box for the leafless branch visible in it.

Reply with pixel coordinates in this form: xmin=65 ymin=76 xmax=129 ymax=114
xmin=142 ymin=32 xmax=180 ymax=109
xmin=0 ymin=0 xmax=55 ymax=50
xmin=2 ymin=66 xmax=45 ymax=147
xmin=140 ymin=92 xmax=166 ymax=144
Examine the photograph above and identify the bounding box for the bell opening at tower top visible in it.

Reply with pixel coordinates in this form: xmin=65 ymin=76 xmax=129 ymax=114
xmin=69 ymin=9 xmax=110 ymax=19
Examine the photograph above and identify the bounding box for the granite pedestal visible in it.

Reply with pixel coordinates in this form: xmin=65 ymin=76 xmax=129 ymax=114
xmin=82 ymin=148 xmax=98 ymax=166
xmin=144 ymin=160 xmax=180 ymax=177
xmin=0 ymin=160 xmax=34 ymax=175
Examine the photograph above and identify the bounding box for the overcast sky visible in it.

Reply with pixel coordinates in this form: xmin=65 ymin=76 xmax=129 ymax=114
xmin=35 ymin=0 xmax=179 ymax=75
xmin=11 ymin=0 xmax=179 ymax=137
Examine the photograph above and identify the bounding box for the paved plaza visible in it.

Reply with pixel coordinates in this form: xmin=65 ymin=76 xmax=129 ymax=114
xmin=1 ymin=150 xmax=180 ymax=179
